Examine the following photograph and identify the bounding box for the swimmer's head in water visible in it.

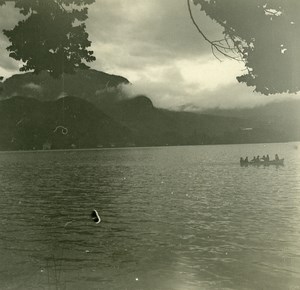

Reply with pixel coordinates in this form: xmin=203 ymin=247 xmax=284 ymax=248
xmin=91 ymin=209 xmax=101 ymax=224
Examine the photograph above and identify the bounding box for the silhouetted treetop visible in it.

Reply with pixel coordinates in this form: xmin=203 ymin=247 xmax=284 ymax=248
xmin=190 ymin=0 xmax=300 ymax=95
xmin=1 ymin=0 xmax=95 ymax=77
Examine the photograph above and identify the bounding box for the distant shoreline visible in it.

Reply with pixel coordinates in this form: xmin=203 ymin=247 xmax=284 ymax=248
xmin=0 ymin=141 xmax=299 ymax=154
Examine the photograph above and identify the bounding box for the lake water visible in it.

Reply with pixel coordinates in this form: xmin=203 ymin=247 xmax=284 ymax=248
xmin=0 ymin=143 xmax=300 ymax=290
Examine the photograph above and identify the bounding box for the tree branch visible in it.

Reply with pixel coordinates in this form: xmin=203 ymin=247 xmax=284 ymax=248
xmin=187 ymin=0 xmax=242 ymax=61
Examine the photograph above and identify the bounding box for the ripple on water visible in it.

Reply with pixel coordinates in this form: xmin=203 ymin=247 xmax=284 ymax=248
xmin=0 ymin=144 xmax=300 ymax=289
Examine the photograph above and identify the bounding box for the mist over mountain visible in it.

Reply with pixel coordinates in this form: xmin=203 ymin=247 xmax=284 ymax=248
xmin=0 ymin=69 xmax=130 ymax=105
xmin=0 ymin=69 xmax=299 ymax=151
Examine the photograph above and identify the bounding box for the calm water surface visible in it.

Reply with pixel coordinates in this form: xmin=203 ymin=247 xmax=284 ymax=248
xmin=0 ymin=143 xmax=300 ymax=290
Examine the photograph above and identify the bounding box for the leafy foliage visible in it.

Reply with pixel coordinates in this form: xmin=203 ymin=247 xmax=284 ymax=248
xmin=1 ymin=0 xmax=95 ymax=77
xmin=192 ymin=0 xmax=300 ymax=95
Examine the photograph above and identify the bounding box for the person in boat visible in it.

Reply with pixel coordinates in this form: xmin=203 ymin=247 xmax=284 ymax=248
xmin=262 ymin=155 xmax=266 ymax=161
xmin=275 ymin=154 xmax=279 ymax=161
xmin=240 ymin=157 xmax=244 ymax=163
xmin=245 ymin=156 xmax=249 ymax=163
xmin=266 ymin=154 xmax=270 ymax=161
xmin=251 ymin=156 xmax=256 ymax=162
xmin=256 ymin=155 xmax=260 ymax=162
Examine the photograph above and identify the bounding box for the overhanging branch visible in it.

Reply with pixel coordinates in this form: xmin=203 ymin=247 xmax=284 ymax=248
xmin=187 ymin=0 xmax=242 ymax=62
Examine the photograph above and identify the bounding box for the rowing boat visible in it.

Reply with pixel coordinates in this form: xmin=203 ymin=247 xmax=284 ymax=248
xmin=240 ymin=158 xmax=284 ymax=166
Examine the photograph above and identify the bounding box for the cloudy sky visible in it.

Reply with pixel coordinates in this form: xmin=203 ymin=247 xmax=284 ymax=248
xmin=0 ymin=0 xmax=299 ymax=110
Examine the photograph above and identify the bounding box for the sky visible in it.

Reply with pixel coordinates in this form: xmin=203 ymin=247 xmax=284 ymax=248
xmin=0 ymin=0 xmax=299 ymax=110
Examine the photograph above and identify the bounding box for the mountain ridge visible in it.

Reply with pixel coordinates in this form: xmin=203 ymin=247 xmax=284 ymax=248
xmin=0 ymin=69 xmax=299 ymax=150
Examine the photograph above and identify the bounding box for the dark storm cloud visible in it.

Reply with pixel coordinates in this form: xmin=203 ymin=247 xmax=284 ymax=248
xmin=86 ymin=0 xmax=223 ymax=68
xmin=0 ymin=2 xmax=21 ymax=28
